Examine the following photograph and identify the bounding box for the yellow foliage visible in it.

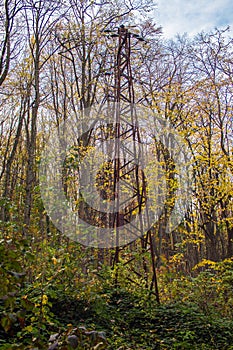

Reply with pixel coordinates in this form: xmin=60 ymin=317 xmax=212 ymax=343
xmin=24 ymin=325 xmax=33 ymax=332
xmin=42 ymin=294 xmax=48 ymax=305
xmin=193 ymin=259 xmax=217 ymax=270
xmin=52 ymin=256 xmax=57 ymax=265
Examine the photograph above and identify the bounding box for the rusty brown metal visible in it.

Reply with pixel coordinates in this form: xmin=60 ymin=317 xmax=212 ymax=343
xmin=103 ymin=25 xmax=160 ymax=302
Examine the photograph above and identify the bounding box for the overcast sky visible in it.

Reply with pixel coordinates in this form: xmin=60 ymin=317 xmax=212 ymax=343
xmin=155 ymin=0 xmax=233 ymax=38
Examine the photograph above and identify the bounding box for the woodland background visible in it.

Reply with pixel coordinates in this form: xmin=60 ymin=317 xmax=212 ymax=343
xmin=0 ymin=0 xmax=232 ymax=349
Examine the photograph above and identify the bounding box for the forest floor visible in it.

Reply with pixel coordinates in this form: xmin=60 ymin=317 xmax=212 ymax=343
xmin=1 ymin=288 xmax=233 ymax=350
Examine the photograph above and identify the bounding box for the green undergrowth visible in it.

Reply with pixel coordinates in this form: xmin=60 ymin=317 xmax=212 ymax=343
xmin=49 ymin=289 xmax=233 ymax=350
xmin=0 ymin=232 xmax=232 ymax=349
xmin=1 ymin=288 xmax=232 ymax=349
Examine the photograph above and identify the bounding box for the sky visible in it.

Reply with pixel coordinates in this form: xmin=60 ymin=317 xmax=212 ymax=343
xmin=155 ymin=0 xmax=233 ymax=38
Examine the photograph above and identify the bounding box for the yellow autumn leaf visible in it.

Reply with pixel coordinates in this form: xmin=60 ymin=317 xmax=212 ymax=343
xmin=52 ymin=256 xmax=57 ymax=265
xmin=42 ymin=294 xmax=48 ymax=305
xmin=25 ymin=325 xmax=33 ymax=332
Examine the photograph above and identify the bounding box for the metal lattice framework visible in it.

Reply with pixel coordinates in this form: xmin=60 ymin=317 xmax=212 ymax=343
xmin=101 ymin=25 xmax=160 ymax=302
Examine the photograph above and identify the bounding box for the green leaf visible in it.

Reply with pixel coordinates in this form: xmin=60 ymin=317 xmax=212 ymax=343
xmin=1 ymin=315 xmax=12 ymax=332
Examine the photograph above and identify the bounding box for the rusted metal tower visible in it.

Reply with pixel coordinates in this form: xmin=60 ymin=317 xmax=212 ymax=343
xmin=102 ymin=25 xmax=160 ymax=302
